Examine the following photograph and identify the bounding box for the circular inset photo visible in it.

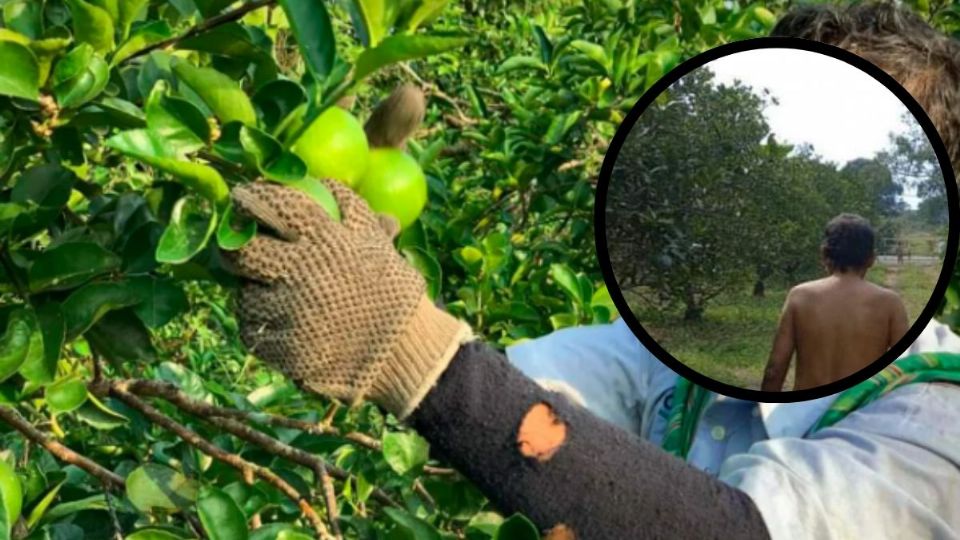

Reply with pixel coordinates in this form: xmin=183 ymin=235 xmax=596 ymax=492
xmin=596 ymin=38 xmax=958 ymax=402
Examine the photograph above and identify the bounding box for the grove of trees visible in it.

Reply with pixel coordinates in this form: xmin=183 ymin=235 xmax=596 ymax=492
xmin=606 ymin=66 xmax=945 ymax=321
xmin=0 ymin=0 xmax=955 ymax=539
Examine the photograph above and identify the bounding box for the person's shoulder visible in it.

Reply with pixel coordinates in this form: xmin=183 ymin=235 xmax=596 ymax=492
xmin=865 ymin=282 xmax=905 ymax=307
xmin=787 ymin=280 xmax=822 ymax=301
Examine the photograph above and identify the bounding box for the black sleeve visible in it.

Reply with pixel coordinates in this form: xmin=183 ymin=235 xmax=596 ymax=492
xmin=409 ymin=341 xmax=771 ymax=540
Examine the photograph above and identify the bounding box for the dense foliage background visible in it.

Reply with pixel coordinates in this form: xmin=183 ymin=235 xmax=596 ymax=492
xmin=0 ymin=0 xmax=956 ymax=539
xmin=606 ymin=67 xmax=947 ymax=321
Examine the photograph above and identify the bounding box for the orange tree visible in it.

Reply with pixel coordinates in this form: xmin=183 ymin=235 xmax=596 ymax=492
xmin=0 ymin=1 xmax=956 ymax=539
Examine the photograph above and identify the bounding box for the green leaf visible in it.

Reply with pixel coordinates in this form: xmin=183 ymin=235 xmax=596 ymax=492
xmin=466 ymin=511 xmax=503 ymax=537
xmin=496 ymin=56 xmax=547 ymax=75
xmin=493 ymin=514 xmax=538 ymax=540
xmin=548 ymin=312 xmax=578 ymax=330
xmin=548 ymin=263 xmax=583 ymax=306
xmin=382 ymin=431 xmax=429 ymax=476
xmin=216 ymin=201 xmax=256 ymax=251
xmin=128 ymin=276 xmax=188 ymax=328
xmin=171 ymin=60 xmax=256 ymax=126
xmin=146 ymin=81 xmax=209 ymax=156
xmin=156 ymin=195 xmax=218 ymax=264
xmin=29 ymin=38 xmax=71 ymax=87
xmin=24 ymin=481 xmax=65 ymax=530
xmin=62 ymin=281 xmax=141 ymax=338
xmin=52 ymin=45 xmax=109 ymax=108
xmin=396 ymin=0 xmax=449 ymax=33
xmin=246 ymin=381 xmax=295 ymax=408
xmin=112 ymin=20 xmax=173 ymax=65
xmin=74 ymin=394 xmax=128 ymax=430
xmin=20 ymin=304 xmax=63 ymax=385
xmin=590 ymin=285 xmax=617 ymax=315
xmin=106 ymin=130 xmax=228 ymax=205
xmin=125 ymin=527 xmax=196 ymax=540
xmin=125 ymin=463 xmax=199 ymax=513
xmin=193 ymin=0 xmax=234 ymax=17
xmin=89 ymin=0 xmax=119 ymax=21
xmin=354 ymin=35 xmax=468 ymax=82
xmin=239 ymin=126 xmax=307 ymax=182
xmin=10 ymin=163 xmax=76 ymax=222
xmin=86 ymin=309 xmax=157 ymax=365
xmin=196 ymin=486 xmax=248 ymax=540
xmin=157 ymin=362 xmax=211 ymax=403
xmin=28 ymin=243 xmax=121 ymax=293
xmin=253 ymin=79 xmax=306 ymax=132
xmin=383 ymin=507 xmax=441 ymax=540
xmin=0 ymin=309 xmax=32 ymax=382
xmin=345 ymin=0 xmax=385 ymax=47
xmin=0 ymin=41 xmax=39 ymax=100
xmin=65 ymin=0 xmax=115 ymax=53
xmin=277 ymin=0 xmax=335 ymax=79
xmin=533 ymin=25 xmax=552 ymax=64
xmin=117 ymin=0 xmax=149 ymax=39
xmin=176 ymin=23 xmax=259 ymax=58
xmin=544 ymin=111 xmax=581 ymax=145
xmin=46 ymin=376 xmax=88 ymax=413
xmin=3 ymin=1 xmax=42 ymax=39
xmin=568 ymin=39 xmax=609 ymax=73
xmin=38 ymin=494 xmax=108 ymax=525
xmin=402 ymin=247 xmax=441 ymax=300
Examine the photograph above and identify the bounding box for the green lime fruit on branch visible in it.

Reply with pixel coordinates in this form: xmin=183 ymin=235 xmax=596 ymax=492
xmin=356 ymin=149 xmax=427 ymax=230
xmin=291 ymin=107 xmax=369 ymax=188
xmin=0 ymin=459 xmax=22 ymax=533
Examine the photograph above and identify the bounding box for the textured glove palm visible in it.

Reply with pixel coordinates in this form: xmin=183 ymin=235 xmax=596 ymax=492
xmin=227 ymin=181 xmax=471 ymax=418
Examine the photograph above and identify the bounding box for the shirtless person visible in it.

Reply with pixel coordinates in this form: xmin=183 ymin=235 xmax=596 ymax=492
xmin=762 ymin=213 xmax=909 ymax=391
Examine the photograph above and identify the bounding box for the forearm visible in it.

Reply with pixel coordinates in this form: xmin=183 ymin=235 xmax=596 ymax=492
xmin=760 ymin=359 xmax=789 ymax=391
xmin=409 ymin=341 xmax=771 ymax=539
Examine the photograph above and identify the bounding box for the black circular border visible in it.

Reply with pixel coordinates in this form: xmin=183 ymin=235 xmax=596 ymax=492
xmin=594 ymin=37 xmax=960 ymax=403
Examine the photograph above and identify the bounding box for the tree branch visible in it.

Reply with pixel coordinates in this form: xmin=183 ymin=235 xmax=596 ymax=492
xmin=105 ymin=384 xmax=335 ymax=539
xmin=89 ymin=379 xmax=400 ymax=511
xmin=121 ymin=0 xmax=277 ymax=64
xmin=0 ymin=406 xmax=125 ymax=489
xmin=107 ymin=378 xmax=455 ymax=476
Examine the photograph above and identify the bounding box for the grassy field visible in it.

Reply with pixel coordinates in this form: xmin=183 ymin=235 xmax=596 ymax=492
xmin=629 ymin=262 xmax=941 ymax=389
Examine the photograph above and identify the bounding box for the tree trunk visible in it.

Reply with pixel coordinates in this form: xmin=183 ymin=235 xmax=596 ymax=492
xmin=753 ymin=279 xmax=765 ymax=297
xmin=683 ymin=304 xmax=703 ymax=321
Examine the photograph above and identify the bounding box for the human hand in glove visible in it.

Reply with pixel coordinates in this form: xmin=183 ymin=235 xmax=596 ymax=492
xmin=224 ymin=85 xmax=473 ymax=418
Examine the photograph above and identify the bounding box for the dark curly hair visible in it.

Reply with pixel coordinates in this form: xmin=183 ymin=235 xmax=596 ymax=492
xmin=821 ymin=214 xmax=876 ymax=272
xmin=772 ymin=2 xmax=960 ymax=171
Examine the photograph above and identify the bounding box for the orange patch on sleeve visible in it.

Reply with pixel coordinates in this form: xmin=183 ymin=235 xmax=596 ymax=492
xmin=544 ymin=523 xmax=576 ymax=539
xmin=517 ymin=402 xmax=567 ymax=462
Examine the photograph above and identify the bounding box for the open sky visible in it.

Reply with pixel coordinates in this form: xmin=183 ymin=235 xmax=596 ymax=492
xmin=704 ymin=48 xmax=924 ymax=206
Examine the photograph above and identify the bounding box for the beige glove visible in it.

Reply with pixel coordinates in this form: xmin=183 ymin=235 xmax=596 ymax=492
xmin=226 ymin=179 xmax=472 ymax=419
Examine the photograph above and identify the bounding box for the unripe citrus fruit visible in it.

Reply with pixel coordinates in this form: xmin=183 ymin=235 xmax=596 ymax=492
xmin=0 ymin=459 xmax=22 ymax=531
xmin=356 ymin=149 xmax=427 ymax=230
xmin=291 ymin=107 xmax=369 ymax=188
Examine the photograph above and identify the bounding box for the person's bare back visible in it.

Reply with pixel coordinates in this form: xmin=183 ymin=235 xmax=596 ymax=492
xmin=781 ymin=276 xmax=907 ymax=390
xmin=761 ymin=214 xmax=909 ymax=391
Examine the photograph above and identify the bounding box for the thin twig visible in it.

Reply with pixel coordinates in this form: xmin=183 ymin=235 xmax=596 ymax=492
xmin=106 ymin=378 xmax=457 ymax=476
xmin=121 ymin=0 xmax=278 ymax=63
xmin=106 ymin=385 xmax=335 ymax=539
xmin=103 ymin=486 xmax=125 ymax=540
xmin=90 ymin=379 xmax=401 ymax=509
xmin=0 ymin=406 xmax=125 ymax=489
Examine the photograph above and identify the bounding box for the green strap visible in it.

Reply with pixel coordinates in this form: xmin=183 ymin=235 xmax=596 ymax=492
xmin=660 ymin=353 xmax=960 ymax=459
xmin=809 ymin=352 xmax=960 ymax=433
xmin=660 ymin=376 xmax=709 ymax=459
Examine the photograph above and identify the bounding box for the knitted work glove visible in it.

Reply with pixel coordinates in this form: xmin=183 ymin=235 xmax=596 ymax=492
xmin=226 ymin=179 xmax=472 ymax=419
